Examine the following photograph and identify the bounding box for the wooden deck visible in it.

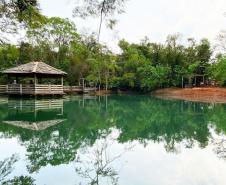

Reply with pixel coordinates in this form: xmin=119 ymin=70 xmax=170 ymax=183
xmin=0 ymin=84 xmax=96 ymax=95
xmin=0 ymin=84 xmax=64 ymax=95
xmin=63 ymin=86 xmax=96 ymax=94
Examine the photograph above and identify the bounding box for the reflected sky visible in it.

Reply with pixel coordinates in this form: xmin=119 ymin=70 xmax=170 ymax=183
xmin=0 ymin=95 xmax=226 ymax=185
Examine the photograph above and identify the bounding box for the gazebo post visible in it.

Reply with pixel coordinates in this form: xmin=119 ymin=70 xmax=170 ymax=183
xmin=16 ymin=76 xmax=18 ymax=84
xmin=34 ymin=74 xmax=37 ymax=95
xmin=61 ymin=76 xmax=64 ymax=94
xmin=34 ymin=74 xmax=37 ymax=85
xmin=195 ymin=76 xmax=197 ymax=86
xmin=182 ymin=76 xmax=184 ymax=88
xmin=61 ymin=76 xmax=64 ymax=86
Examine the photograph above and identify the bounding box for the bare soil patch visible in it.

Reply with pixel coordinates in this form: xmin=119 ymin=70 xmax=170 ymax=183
xmin=153 ymin=87 xmax=226 ymax=103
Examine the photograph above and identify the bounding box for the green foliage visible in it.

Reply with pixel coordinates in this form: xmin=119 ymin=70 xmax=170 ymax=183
xmin=1 ymin=95 xmax=226 ymax=171
xmin=0 ymin=2 xmax=215 ymax=91
xmin=27 ymin=17 xmax=79 ymax=48
xmin=138 ymin=64 xmax=170 ymax=90
xmin=0 ymin=44 xmax=19 ymax=69
xmin=2 ymin=176 xmax=35 ymax=185
xmin=209 ymin=56 xmax=226 ymax=86
xmin=0 ymin=0 xmax=44 ymax=43
xmin=116 ymin=35 xmax=212 ymax=90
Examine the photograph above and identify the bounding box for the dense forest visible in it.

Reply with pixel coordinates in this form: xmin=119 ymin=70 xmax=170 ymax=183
xmin=0 ymin=0 xmax=226 ymax=91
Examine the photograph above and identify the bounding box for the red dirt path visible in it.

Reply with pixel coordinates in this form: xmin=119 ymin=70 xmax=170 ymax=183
xmin=153 ymin=87 xmax=226 ymax=103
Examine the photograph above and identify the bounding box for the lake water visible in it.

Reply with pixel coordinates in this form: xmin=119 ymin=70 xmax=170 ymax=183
xmin=0 ymin=95 xmax=226 ymax=185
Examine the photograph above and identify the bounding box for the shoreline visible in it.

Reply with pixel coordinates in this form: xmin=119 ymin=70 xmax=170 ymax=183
xmin=153 ymin=87 xmax=226 ymax=104
xmin=1 ymin=87 xmax=226 ymax=104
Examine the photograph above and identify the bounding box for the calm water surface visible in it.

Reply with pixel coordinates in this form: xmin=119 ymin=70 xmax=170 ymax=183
xmin=0 ymin=95 xmax=226 ymax=185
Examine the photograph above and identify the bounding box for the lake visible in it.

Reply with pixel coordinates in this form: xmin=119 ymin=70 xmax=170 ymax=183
xmin=0 ymin=95 xmax=226 ymax=185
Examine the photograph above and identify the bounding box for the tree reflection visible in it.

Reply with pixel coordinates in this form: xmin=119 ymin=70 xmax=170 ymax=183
xmin=2 ymin=176 xmax=35 ymax=185
xmin=0 ymin=154 xmax=19 ymax=183
xmin=213 ymin=138 xmax=226 ymax=159
xmin=74 ymin=131 xmax=133 ymax=185
xmin=0 ymin=95 xmax=226 ymax=175
xmin=0 ymin=154 xmax=34 ymax=185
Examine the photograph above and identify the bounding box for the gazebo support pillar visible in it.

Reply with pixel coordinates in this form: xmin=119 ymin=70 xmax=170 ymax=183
xmin=61 ymin=76 xmax=64 ymax=86
xmin=34 ymin=74 xmax=37 ymax=85
xmin=34 ymin=74 xmax=37 ymax=95
xmin=182 ymin=77 xmax=184 ymax=88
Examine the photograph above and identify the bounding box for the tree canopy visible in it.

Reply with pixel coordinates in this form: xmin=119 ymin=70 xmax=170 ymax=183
xmin=0 ymin=0 xmax=225 ymax=91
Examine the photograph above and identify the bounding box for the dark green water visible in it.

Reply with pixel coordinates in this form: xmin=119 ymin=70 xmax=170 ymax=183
xmin=0 ymin=95 xmax=226 ymax=185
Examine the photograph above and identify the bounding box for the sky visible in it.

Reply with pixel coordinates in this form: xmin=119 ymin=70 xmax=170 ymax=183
xmin=39 ymin=0 xmax=226 ymax=52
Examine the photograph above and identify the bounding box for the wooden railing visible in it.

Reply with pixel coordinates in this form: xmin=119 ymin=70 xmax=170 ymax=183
xmin=5 ymin=84 xmax=64 ymax=95
xmin=8 ymin=84 xmax=21 ymax=94
xmin=0 ymin=84 xmax=96 ymax=95
xmin=63 ymin=86 xmax=82 ymax=93
xmin=63 ymin=86 xmax=96 ymax=93
xmin=0 ymin=85 xmax=7 ymax=94
xmin=22 ymin=84 xmax=35 ymax=94
xmin=35 ymin=84 xmax=63 ymax=95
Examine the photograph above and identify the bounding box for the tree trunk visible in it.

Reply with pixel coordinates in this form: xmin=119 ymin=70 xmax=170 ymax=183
xmin=188 ymin=76 xmax=192 ymax=87
xmin=97 ymin=0 xmax=106 ymax=42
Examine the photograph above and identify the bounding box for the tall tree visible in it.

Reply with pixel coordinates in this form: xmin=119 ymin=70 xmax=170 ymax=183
xmin=195 ymin=38 xmax=211 ymax=75
xmin=27 ymin=17 xmax=79 ymax=65
xmin=73 ymin=0 xmax=128 ymax=41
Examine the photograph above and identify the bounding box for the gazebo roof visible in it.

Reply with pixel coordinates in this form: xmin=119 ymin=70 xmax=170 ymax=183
xmin=3 ymin=119 xmax=65 ymax=131
xmin=2 ymin=61 xmax=67 ymax=76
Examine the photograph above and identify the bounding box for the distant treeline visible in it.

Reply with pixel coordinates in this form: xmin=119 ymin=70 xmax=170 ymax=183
xmin=0 ymin=0 xmax=226 ymax=91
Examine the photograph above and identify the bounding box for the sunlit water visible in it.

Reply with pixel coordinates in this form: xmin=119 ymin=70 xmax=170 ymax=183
xmin=0 ymin=95 xmax=226 ymax=185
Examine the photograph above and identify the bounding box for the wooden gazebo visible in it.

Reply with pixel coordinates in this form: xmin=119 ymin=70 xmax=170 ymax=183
xmin=1 ymin=61 xmax=67 ymax=96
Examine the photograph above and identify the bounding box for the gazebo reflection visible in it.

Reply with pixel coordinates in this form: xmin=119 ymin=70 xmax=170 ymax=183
xmin=2 ymin=98 xmax=66 ymax=131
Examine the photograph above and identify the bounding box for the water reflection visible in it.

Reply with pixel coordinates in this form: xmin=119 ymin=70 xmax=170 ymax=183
xmin=0 ymin=95 xmax=226 ymax=184
xmin=0 ymin=154 xmax=19 ymax=183
xmin=74 ymin=131 xmax=133 ymax=185
xmin=0 ymin=154 xmax=34 ymax=185
xmin=4 ymin=98 xmax=65 ymax=131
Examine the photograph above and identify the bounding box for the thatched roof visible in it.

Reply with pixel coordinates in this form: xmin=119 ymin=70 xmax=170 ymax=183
xmin=2 ymin=61 xmax=67 ymax=76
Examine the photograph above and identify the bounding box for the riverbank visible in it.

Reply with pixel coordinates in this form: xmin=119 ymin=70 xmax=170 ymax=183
xmin=153 ymin=87 xmax=226 ymax=103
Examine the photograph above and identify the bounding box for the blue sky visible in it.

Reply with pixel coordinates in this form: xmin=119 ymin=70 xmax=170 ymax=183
xmin=39 ymin=0 xmax=226 ymax=52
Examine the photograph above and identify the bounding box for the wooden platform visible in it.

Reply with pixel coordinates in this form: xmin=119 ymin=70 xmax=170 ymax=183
xmin=63 ymin=86 xmax=96 ymax=94
xmin=0 ymin=85 xmax=96 ymax=95
xmin=0 ymin=84 xmax=64 ymax=95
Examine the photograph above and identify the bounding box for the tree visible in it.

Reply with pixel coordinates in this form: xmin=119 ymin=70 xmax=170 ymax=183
xmin=86 ymin=45 xmax=115 ymax=90
xmin=165 ymin=34 xmax=185 ymax=86
xmin=73 ymin=0 xmax=128 ymax=41
xmin=0 ymin=44 xmax=19 ymax=69
xmin=208 ymin=56 xmax=226 ymax=86
xmin=117 ymin=39 xmax=149 ymax=89
xmin=138 ymin=64 xmax=170 ymax=91
xmin=27 ymin=17 xmax=80 ymax=67
xmin=215 ymin=30 xmax=226 ymax=53
xmin=0 ymin=0 xmax=44 ymax=43
xmin=195 ymin=38 xmax=211 ymax=75
xmin=27 ymin=17 xmax=79 ymax=49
